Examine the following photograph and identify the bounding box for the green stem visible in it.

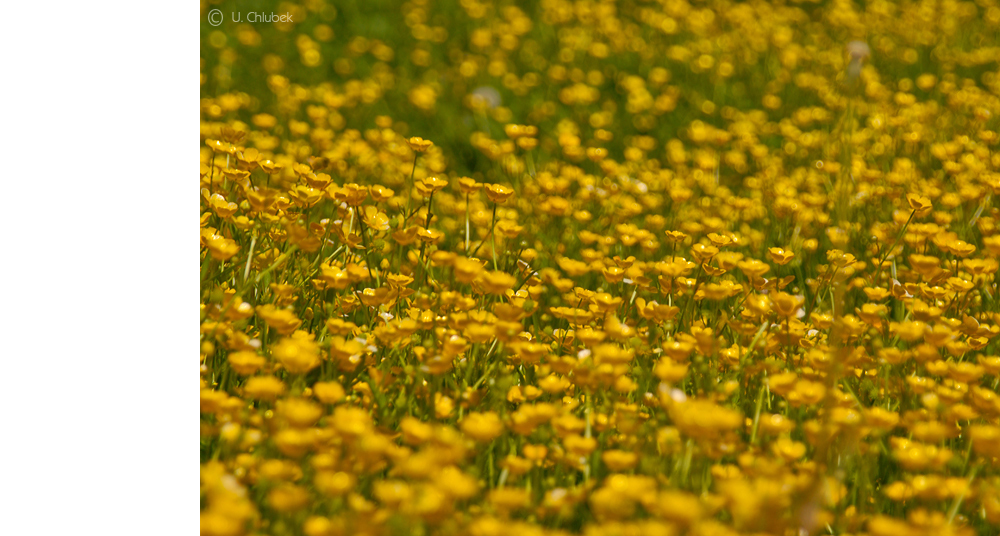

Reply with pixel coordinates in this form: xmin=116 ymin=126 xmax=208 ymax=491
xmin=947 ymin=461 xmax=981 ymax=525
xmin=242 ymin=236 xmax=257 ymax=283
xmin=464 ymin=193 xmax=471 ymax=254
xmin=419 ymin=191 xmax=435 ymax=265
xmin=749 ymin=381 xmax=767 ymax=445
xmin=873 ymin=210 xmax=914 ymax=285
xmin=470 ymin=202 xmax=498 ymax=259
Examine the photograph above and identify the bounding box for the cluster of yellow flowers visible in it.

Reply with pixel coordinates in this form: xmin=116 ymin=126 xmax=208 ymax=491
xmin=201 ymin=0 xmax=1000 ymax=535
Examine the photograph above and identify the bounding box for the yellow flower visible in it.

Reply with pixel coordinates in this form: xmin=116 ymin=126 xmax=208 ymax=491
xmin=662 ymin=340 xmax=695 ymax=361
xmin=504 ymin=124 xmax=532 ymax=139
xmin=602 ymin=264 xmax=625 ymax=283
xmin=537 ymin=374 xmax=570 ymax=394
xmin=373 ymin=480 xmax=412 ymax=508
xmin=864 ymin=287 xmax=891 ymax=301
xmin=601 ymin=450 xmax=638 ymax=471
xmin=522 ymin=444 xmax=548 ymax=461
xmin=385 ymin=273 xmax=415 ymax=289
xmin=361 ymin=205 xmax=390 ymax=231
xmin=303 ymin=517 xmax=336 ymax=536
xmin=435 ymin=392 xmax=454 ymax=419
xmin=771 ymin=438 xmax=807 ymax=461
xmin=267 ymin=483 xmax=310 ymax=513
xmin=457 ymin=176 xmax=483 ymax=194
xmin=331 ymin=406 xmax=372 ymax=438
xmin=495 ymin=220 xmax=523 ymax=239
xmin=771 ymin=292 xmax=803 ymax=318
xmin=477 ymin=270 xmax=516 ymax=295
xmin=330 ymin=183 xmax=369 ymax=206
xmin=510 ymin=341 xmax=548 ymax=365
xmin=664 ymin=230 xmax=688 ymax=243
xmin=312 ymin=381 xmax=346 ymax=404
xmin=208 ymin=193 xmax=239 ymax=218
xmin=407 ymin=136 xmax=433 ymax=152
xmin=416 ymin=176 xmax=449 ymax=197
xmin=737 ymin=258 xmax=770 ymax=278
xmin=654 ymin=357 xmax=689 ymax=383
xmin=867 ymin=516 xmax=917 ymax=536
xmin=228 ymin=351 xmax=265 ymax=375
xmin=409 ymin=84 xmax=438 ymax=110
xmin=589 ymin=486 xmax=636 ymax=520
xmin=206 ymin=235 xmax=241 ymax=261
xmin=416 ymin=227 xmax=444 ymax=244
xmin=400 ymin=416 xmax=434 ymax=445
xmin=767 ymin=247 xmax=795 ymax=265
xmin=563 ymin=435 xmax=597 ymax=457
xmin=635 ymin=298 xmax=680 ymax=322
xmin=906 ymin=193 xmax=933 ymax=216
xmin=256 ymin=305 xmax=302 ymax=335
xmin=258 ymin=158 xmax=282 ymax=174
xmin=391 ymin=226 xmax=421 ymax=246
xmin=488 ymin=487 xmax=530 ymax=514
xmin=945 ymin=240 xmax=977 ymax=257
xmin=667 ymin=399 xmax=742 ymax=440
xmin=460 ymin=411 xmax=504 ymax=442
xmin=690 ymin=243 xmax=719 ymax=264
xmin=434 ymin=466 xmax=480 ymax=500
xmin=204 ymin=509 xmax=255 ymax=536
xmin=368 ymin=184 xmax=394 ymax=202
xmin=271 ymin=334 xmax=321 ymax=374
xmin=484 ymin=183 xmax=515 ymax=203
xmin=856 ymin=303 xmax=888 ymax=327
xmin=453 ymin=257 xmax=486 ymax=283
xmin=649 ymin=491 xmax=703 ymax=525
xmin=205 ymin=138 xmax=235 ymax=154
xmin=277 ymin=398 xmax=323 ymax=428
xmin=328 ymin=336 xmax=366 ymax=370
xmin=557 ymin=257 xmax=590 ymax=276
xmin=969 ymin=424 xmax=1000 ymax=458
xmin=242 ymin=375 xmax=286 ymax=400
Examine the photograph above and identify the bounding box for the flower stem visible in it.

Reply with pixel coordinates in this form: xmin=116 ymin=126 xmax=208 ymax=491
xmin=873 ymin=209 xmax=914 ymax=285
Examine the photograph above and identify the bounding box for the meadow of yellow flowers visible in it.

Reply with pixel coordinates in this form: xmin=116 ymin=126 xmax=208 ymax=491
xmin=200 ymin=1 xmax=1000 ymax=535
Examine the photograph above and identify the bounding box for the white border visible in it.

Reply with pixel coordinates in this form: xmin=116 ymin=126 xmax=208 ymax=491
xmin=1 ymin=3 xmax=193 ymax=534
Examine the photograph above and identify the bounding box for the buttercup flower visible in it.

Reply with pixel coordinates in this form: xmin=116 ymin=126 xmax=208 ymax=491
xmin=407 ymin=137 xmax=433 ymax=152
xmin=767 ymin=247 xmax=795 ymax=265
xmin=484 ymin=183 xmax=514 ymax=204
xmin=271 ymin=334 xmax=321 ymax=374
xmin=906 ymin=193 xmax=933 ymax=216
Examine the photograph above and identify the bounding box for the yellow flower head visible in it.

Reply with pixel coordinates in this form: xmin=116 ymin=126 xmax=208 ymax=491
xmin=477 ymin=270 xmax=516 ymax=295
xmin=407 ymin=136 xmax=433 ymax=152
xmin=767 ymin=247 xmax=795 ymax=265
xmin=457 ymin=177 xmax=483 ymax=195
xmin=362 ymin=205 xmax=390 ymax=232
xmin=484 ymin=183 xmax=515 ymax=204
xmin=461 ymin=411 xmax=504 ymax=442
xmin=906 ymin=193 xmax=933 ymax=216
xmin=690 ymin=243 xmax=719 ymax=264
xmin=368 ymin=184 xmax=394 ymax=202
xmin=416 ymin=176 xmax=449 ymax=197
xmin=271 ymin=334 xmax=321 ymax=375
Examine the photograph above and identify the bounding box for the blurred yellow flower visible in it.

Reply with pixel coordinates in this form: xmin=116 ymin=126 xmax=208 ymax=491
xmin=271 ymin=334 xmax=321 ymax=374
xmin=461 ymin=411 xmax=504 ymax=442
